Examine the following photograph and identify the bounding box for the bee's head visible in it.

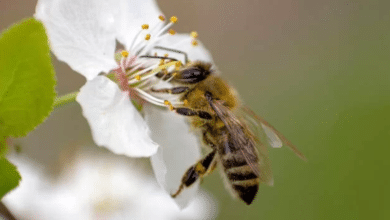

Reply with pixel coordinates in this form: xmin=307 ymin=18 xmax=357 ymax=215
xmin=176 ymin=62 xmax=212 ymax=84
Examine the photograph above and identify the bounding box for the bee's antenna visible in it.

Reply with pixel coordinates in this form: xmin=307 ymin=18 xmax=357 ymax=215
xmin=153 ymin=46 xmax=189 ymax=64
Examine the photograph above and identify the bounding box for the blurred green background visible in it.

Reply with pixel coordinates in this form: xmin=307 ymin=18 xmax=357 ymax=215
xmin=1 ymin=0 xmax=389 ymax=219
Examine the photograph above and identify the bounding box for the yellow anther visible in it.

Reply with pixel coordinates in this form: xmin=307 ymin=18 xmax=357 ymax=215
xmin=159 ymin=59 xmax=165 ymax=65
xmin=191 ymin=40 xmax=198 ymax=46
xmin=159 ymin=15 xmax=165 ymax=21
xmin=195 ymin=163 xmax=206 ymax=174
xmin=145 ymin=34 xmax=151 ymax=40
xmin=141 ymin=24 xmax=149 ymax=30
xmin=121 ymin=50 xmax=129 ymax=57
xmin=175 ymin=61 xmax=181 ymax=70
xmin=170 ymin=16 xmax=178 ymax=23
xmin=154 ymin=52 xmax=158 ymax=56
xmin=190 ymin=31 xmax=198 ymax=38
xmin=184 ymin=99 xmax=189 ymax=106
xmin=164 ymin=100 xmax=174 ymax=111
xmin=164 ymin=53 xmax=169 ymax=57
xmin=168 ymin=29 xmax=176 ymax=35
xmin=135 ymin=75 xmax=141 ymax=81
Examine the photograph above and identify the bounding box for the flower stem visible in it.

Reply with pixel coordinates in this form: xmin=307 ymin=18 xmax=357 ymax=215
xmin=0 ymin=202 xmax=17 ymax=220
xmin=53 ymin=91 xmax=78 ymax=109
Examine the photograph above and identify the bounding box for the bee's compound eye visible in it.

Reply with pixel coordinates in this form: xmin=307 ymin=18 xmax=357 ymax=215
xmin=179 ymin=67 xmax=209 ymax=83
xmin=181 ymin=67 xmax=201 ymax=76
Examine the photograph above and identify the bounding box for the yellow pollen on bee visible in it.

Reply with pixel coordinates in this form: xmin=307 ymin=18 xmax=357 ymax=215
xmin=145 ymin=34 xmax=151 ymax=40
xmin=159 ymin=15 xmax=166 ymax=21
xmin=135 ymin=75 xmax=141 ymax=81
xmin=190 ymin=31 xmax=198 ymax=38
xmin=175 ymin=61 xmax=182 ymax=70
xmin=191 ymin=40 xmax=199 ymax=46
xmin=168 ymin=29 xmax=176 ymax=35
xmin=170 ymin=16 xmax=178 ymax=23
xmin=183 ymin=99 xmax=189 ymax=106
xmin=195 ymin=163 xmax=206 ymax=174
xmin=141 ymin=24 xmax=149 ymax=30
xmin=121 ymin=50 xmax=129 ymax=57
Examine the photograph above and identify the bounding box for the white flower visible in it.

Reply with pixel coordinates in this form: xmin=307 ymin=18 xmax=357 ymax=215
xmin=35 ymin=0 xmax=214 ymax=208
xmin=3 ymin=150 xmax=218 ymax=220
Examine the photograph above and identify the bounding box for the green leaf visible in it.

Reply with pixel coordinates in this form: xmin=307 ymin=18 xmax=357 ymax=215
xmin=0 ymin=157 xmax=21 ymax=199
xmin=0 ymin=136 xmax=8 ymax=157
xmin=0 ymin=18 xmax=56 ymax=137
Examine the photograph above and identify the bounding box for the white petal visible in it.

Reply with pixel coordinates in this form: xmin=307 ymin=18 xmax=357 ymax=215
xmin=3 ymin=157 xmax=85 ymax=220
xmin=115 ymin=0 xmax=163 ymax=49
xmin=151 ymin=33 xmax=214 ymax=64
xmin=76 ymin=76 xmax=158 ymax=157
xmin=144 ymin=105 xmax=202 ymax=209
xmin=35 ymin=0 xmax=118 ymax=80
xmin=4 ymin=152 xmax=217 ymax=220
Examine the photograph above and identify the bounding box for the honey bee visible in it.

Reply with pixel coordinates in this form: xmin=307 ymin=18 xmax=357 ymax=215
xmin=146 ymin=47 xmax=305 ymax=205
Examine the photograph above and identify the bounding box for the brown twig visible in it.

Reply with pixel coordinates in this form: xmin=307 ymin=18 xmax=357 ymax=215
xmin=0 ymin=202 xmax=17 ymax=220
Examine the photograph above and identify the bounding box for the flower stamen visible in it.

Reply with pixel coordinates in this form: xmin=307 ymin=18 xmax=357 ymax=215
xmin=134 ymin=88 xmax=182 ymax=107
xmin=119 ymin=51 xmax=129 ymax=74
xmin=190 ymin=31 xmax=198 ymax=38
xmin=175 ymin=61 xmax=182 ymax=70
xmin=165 ymin=72 xmax=177 ymax=82
xmin=128 ymin=61 xmax=179 ymax=86
xmin=159 ymin=59 xmax=165 ymax=66
xmin=164 ymin=100 xmax=174 ymax=111
xmin=158 ymin=15 xmax=165 ymax=21
xmin=156 ymin=16 xmax=178 ymax=38
xmin=121 ymin=50 xmax=129 ymax=57
xmin=129 ymin=64 xmax=159 ymax=84
xmin=170 ymin=16 xmax=178 ymax=23
xmin=129 ymin=24 xmax=150 ymax=52
xmin=191 ymin=40 xmax=199 ymax=47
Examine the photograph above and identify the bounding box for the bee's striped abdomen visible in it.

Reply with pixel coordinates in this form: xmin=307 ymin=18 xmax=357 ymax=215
xmin=218 ymin=130 xmax=260 ymax=205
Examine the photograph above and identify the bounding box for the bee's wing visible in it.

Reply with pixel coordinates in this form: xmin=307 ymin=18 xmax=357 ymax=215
xmin=241 ymin=106 xmax=306 ymax=160
xmin=209 ymin=100 xmax=274 ymax=185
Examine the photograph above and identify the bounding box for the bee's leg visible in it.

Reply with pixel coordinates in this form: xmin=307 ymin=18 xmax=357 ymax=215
xmin=175 ymin=107 xmax=213 ymax=120
xmin=152 ymin=46 xmax=189 ymax=64
xmin=150 ymin=86 xmax=189 ymax=94
xmin=172 ymin=150 xmax=217 ymax=198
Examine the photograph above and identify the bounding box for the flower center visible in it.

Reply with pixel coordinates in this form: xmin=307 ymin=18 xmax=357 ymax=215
xmin=109 ymin=15 xmax=200 ymax=110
